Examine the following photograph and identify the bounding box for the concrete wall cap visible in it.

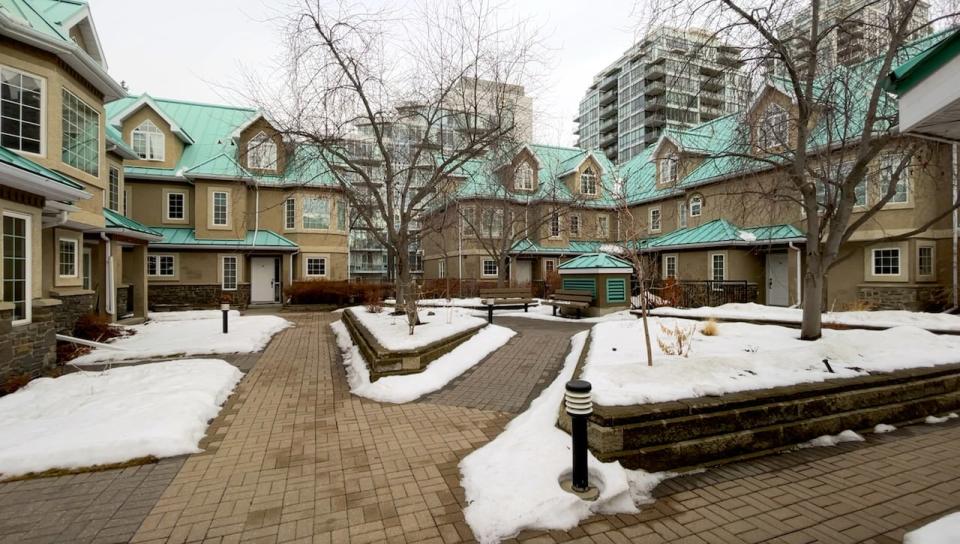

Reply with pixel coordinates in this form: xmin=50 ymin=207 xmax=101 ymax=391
xmin=48 ymin=289 xmax=96 ymax=297
xmin=0 ymin=301 xmax=14 ymax=311
xmin=33 ymin=298 xmax=64 ymax=308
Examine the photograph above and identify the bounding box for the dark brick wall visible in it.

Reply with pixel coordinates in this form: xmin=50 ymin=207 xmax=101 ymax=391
xmin=0 ymin=302 xmax=58 ymax=388
xmin=857 ymin=285 xmax=950 ymax=311
xmin=116 ymin=287 xmax=129 ymax=316
xmin=148 ymin=284 xmax=251 ymax=310
xmin=54 ymin=293 xmax=95 ymax=334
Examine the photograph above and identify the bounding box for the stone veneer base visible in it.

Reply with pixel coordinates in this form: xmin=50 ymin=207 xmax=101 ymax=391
xmin=148 ymin=284 xmax=251 ymax=310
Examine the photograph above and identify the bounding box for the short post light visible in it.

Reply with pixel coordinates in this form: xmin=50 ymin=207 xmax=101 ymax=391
xmin=562 ymin=379 xmax=598 ymax=500
xmin=221 ymin=303 xmax=230 ymax=334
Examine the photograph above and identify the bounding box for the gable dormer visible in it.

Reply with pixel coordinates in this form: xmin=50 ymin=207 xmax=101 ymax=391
xmin=61 ymin=5 xmax=108 ymax=68
xmin=651 ymin=137 xmax=681 ymax=188
xmin=560 ymin=153 xmax=604 ymax=199
xmin=499 ymin=145 xmax=539 ymax=193
xmin=235 ymin=115 xmax=285 ymax=174
xmin=746 ymin=83 xmax=797 ymax=154
xmin=111 ymin=96 xmax=191 ymax=169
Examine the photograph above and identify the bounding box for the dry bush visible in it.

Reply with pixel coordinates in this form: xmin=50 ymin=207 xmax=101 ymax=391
xmin=840 ymin=299 xmax=876 ymax=312
xmin=700 ymin=319 xmax=719 ymax=336
xmin=365 ymin=300 xmax=384 ymax=314
xmin=284 ymin=281 xmax=391 ymax=306
xmin=659 ymin=278 xmax=683 ymax=308
xmin=1 ymin=366 xmax=66 ymax=396
xmin=657 ymin=320 xmax=696 ymax=357
xmin=73 ymin=312 xmax=128 ymax=342
xmin=57 ymin=342 xmax=91 ymax=364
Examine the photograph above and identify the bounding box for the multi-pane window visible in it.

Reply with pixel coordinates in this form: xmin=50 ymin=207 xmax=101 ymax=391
xmin=212 ymin=191 xmax=228 ymax=226
xmin=438 ymin=259 xmax=446 ymax=278
xmin=544 ymin=259 xmax=556 ymax=275
xmin=148 ymin=255 xmax=175 ymax=277
xmin=689 ymin=195 xmax=702 ymax=216
xmin=918 ymin=246 xmax=934 ymax=277
xmin=480 ymin=209 xmax=503 ymax=238
xmin=132 ymin=119 xmax=164 ymax=161
xmin=711 ymin=253 xmax=726 ymax=281
xmin=597 ymin=215 xmax=609 ymax=238
xmin=302 ymin=197 xmax=329 ymax=229
xmin=247 ymin=131 xmax=277 ymax=170
xmin=482 ymin=259 xmax=498 ymax=277
xmin=337 ymin=199 xmax=347 ymax=231
xmin=663 ymin=255 xmax=678 ymax=279
xmin=580 ymin=168 xmax=597 ymax=195
xmin=285 ymin=198 xmax=296 ymax=229
xmin=61 ymin=90 xmax=99 ymax=176
xmin=1 ymin=67 xmax=42 ymax=154
xmin=649 ymin=208 xmax=661 ymax=232
xmin=516 ymin=163 xmax=534 ymax=191
xmin=570 ymin=215 xmax=581 ymax=236
xmin=549 ymin=214 xmax=561 ymax=237
xmin=306 ymin=257 xmax=326 ymax=277
xmin=167 ymin=192 xmax=185 ymax=220
xmin=2 ymin=213 xmax=29 ymax=323
xmin=107 ymin=166 xmax=120 ymax=212
xmin=878 ymin=155 xmax=910 ymax=204
xmin=460 ymin=206 xmax=475 ymax=233
xmin=758 ymin=104 xmax=788 ymax=149
xmin=221 ymin=256 xmax=238 ymax=290
xmin=58 ymin=239 xmax=77 ymax=277
xmin=872 ymin=248 xmax=900 ymax=276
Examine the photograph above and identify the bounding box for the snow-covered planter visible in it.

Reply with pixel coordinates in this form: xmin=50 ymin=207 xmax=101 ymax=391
xmin=340 ymin=306 xmax=487 ymax=379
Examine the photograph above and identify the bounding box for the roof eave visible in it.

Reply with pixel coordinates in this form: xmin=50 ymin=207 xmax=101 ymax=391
xmin=0 ymin=161 xmax=91 ymax=201
xmin=646 ymin=237 xmax=806 ymax=252
xmin=150 ymin=243 xmax=298 ymax=251
xmin=100 ymin=227 xmax=163 ymax=242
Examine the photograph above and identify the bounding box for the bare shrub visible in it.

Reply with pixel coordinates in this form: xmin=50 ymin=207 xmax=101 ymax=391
xmin=657 ymin=320 xmax=696 ymax=357
xmin=700 ymin=319 xmax=719 ymax=336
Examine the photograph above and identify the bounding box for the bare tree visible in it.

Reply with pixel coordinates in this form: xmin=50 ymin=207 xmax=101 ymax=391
xmin=249 ymin=0 xmax=541 ymax=334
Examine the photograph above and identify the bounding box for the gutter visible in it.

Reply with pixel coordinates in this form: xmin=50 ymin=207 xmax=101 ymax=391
xmin=152 ymin=243 xmax=298 ymax=252
xmin=96 ymin=227 xmax=163 ymax=242
xmin=100 ymin=232 xmax=115 ymax=316
xmin=0 ymin=162 xmax=90 ymax=202
xmin=642 ymin=237 xmax=807 ymax=253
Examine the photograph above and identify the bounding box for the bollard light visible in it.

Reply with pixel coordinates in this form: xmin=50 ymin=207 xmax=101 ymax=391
xmin=221 ymin=303 xmax=230 ymax=334
xmin=565 ymin=380 xmax=593 ymax=494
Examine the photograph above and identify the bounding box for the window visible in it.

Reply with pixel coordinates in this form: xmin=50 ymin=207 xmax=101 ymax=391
xmin=337 ymin=199 xmax=347 ymax=231
xmin=124 ymin=187 xmax=131 ymax=216
xmin=878 ymin=155 xmax=910 ymax=204
xmin=461 ymin=206 xmax=475 ymax=233
xmin=1 ymin=67 xmax=43 ymax=154
xmin=212 ymin=191 xmax=228 ymax=226
xmin=649 ymin=207 xmax=661 ymax=232
xmin=544 ymin=259 xmax=557 ymax=275
xmin=302 ymin=197 xmax=329 ymax=229
xmin=689 ymin=194 xmax=702 ymax=216
xmin=481 ymin=209 xmax=503 ymax=238
xmin=710 ymin=253 xmax=726 ymax=282
xmin=570 ymin=214 xmax=581 ymax=237
xmin=166 ymin=192 xmax=185 ymax=220
xmin=549 ymin=214 xmax=561 ymax=238
xmin=247 ymin=131 xmax=277 ymax=170
xmin=285 ymin=198 xmax=296 ymax=229
xmin=221 ymin=256 xmax=238 ymax=290
xmin=872 ymin=248 xmax=900 ymax=276
xmin=482 ymin=258 xmax=498 ymax=277
xmin=516 ymin=162 xmax=534 ymax=191
xmin=918 ymin=246 xmax=934 ymax=277
xmin=658 ymin=155 xmax=678 ymax=185
xmin=438 ymin=259 xmax=446 ymax=278
xmin=580 ymin=167 xmax=597 ymax=195
xmin=107 ymin=166 xmax=120 ymax=212
xmin=58 ymin=238 xmax=77 ymax=277
xmin=148 ymin=255 xmax=175 ymax=277
xmin=758 ymin=104 xmax=788 ymax=149
xmin=2 ymin=212 xmax=30 ymax=323
xmin=131 ymin=119 xmax=164 ymax=161
xmin=61 ymin=89 xmax=99 ymax=176
xmin=597 ymin=215 xmax=609 ymax=238
xmin=306 ymin=257 xmax=327 ymax=277
xmin=678 ymin=200 xmax=687 ymax=228
xmin=663 ymin=254 xmax=678 ymax=279
xmin=82 ymin=248 xmax=91 ymax=290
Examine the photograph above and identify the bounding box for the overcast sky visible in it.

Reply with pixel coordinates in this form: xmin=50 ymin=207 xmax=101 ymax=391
xmin=89 ymin=0 xmax=642 ymax=146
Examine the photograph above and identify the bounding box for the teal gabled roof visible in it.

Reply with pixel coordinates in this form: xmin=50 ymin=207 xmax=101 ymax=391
xmin=105 ymin=124 xmax=138 ymax=158
xmin=150 ymin=227 xmax=297 ymax=250
xmin=558 ymin=252 xmax=632 ymax=270
xmin=103 ymin=208 xmax=162 ymax=239
xmin=648 ymin=219 xmax=803 ymax=250
xmin=0 ymin=0 xmax=78 ymax=44
xmin=0 ymin=145 xmax=83 ymax=190
xmin=511 ymin=239 xmax=605 ymax=255
xmin=886 ymin=28 xmax=960 ymax=94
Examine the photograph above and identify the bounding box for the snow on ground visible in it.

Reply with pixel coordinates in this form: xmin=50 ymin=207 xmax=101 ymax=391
xmin=348 ymin=306 xmax=486 ymax=351
xmin=925 ymin=413 xmax=958 ymax=424
xmin=904 ymin=512 xmax=960 ymax=544
xmin=331 ymin=320 xmax=515 ymax=403
xmin=70 ymin=315 xmax=291 ymax=365
xmin=471 ymin=303 xmax=635 ymax=323
xmin=582 ymin=317 xmax=960 ymax=406
xmin=460 ymin=331 xmax=672 ymax=543
xmin=0 ymin=360 xmax=241 ymax=478
xmin=147 ymin=310 xmax=240 ymax=322
xmin=799 ymin=430 xmax=864 ymax=448
xmin=385 ymin=297 xmax=485 ymax=308
xmin=874 ymin=423 xmax=897 ymax=433
xmin=650 ymin=302 xmax=960 ymax=332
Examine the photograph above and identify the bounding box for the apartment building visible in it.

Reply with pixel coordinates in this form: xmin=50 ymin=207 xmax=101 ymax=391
xmin=575 ymin=27 xmax=749 ymax=164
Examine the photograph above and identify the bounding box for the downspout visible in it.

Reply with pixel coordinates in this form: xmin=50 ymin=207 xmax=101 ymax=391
xmin=458 ymin=210 xmax=463 ymax=298
xmin=789 ymin=242 xmax=802 ymax=308
xmin=952 ymin=144 xmax=958 ymax=311
xmin=100 ymin=232 xmax=115 ymax=317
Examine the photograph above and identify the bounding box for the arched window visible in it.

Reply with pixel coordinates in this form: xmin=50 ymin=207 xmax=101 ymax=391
xmin=658 ymin=154 xmax=679 ymax=185
xmin=248 ymin=131 xmax=277 ymax=170
xmin=689 ymin=194 xmax=703 ymax=217
xmin=758 ymin=104 xmax=789 ymax=149
xmin=580 ymin=167 xmax=597 ymax=195
xmin=132 ymin=120 xmax=164 ymax=161
xmin=516 ymin=162 xmax=534 ymax=191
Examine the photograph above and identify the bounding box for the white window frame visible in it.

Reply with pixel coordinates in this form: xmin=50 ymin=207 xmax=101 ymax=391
xmin=709 ymin=252 xmax=726 ymax=282
xmin=543 ymin=258 xmax=558 ymax=276
xmin=678 ymin=200 xmax=687 ymax=228
xmin=285 ymin=197 xmax=296 ymax=230
xmin=662 ymin=254 xmax=678 ymax=279
xmin=658 ymin=154 xmax=678 ymax=185
xmin=58 ymin=238 xmax=78 ymax=278
xmin=166 ymin=191 xmax=186 ymax=221
xmin=61 ymin=88 xmax=99 ymax=176
xmin=649 ymin=207 xmax=662 ymax=233
xmin=131 ymin=119 xmax=165 ymax=161
xmin=481 ymin=258 xmax=498 ymax=278
xmin=148 ymin=254 xmax=176 ymax=278
xmin=596 ymin=215 xmax=609 ymax=238
xmin=106 ymin=166 xmax=121 ymax=212
xmin=2 ymin=211 xmax=32 ymax=325
xmin=302 ymin=196 xmax=329 ymax=230
xmin=305 ymin=256 xmax=327 ymax=278
xmin=516 ymin=162 xmax=534 ymax=191
xmin=549 ymin=214 xmax=561 ymax=238
xmin=878 ymin=154 xmax=911 ymax=206
xmin=758 ymin=103 xmax=788 ymax=149
xmin=247 ymin=131 xmax=277 ymax=170
xmin=569 ymin=214 xmax=581 ymax=237
xmin=580 ymin=167 xmax=598 ymax=195
xmin=871 ymin=247 xmax=901 ymax=277
xmin=917 ymin=244 xmax=935 ymax=279
xmin=689 ymin=194 xmax=703 ymax=217
xmin=1 ymin=65 xmax=45 ymax=157
xmin=438 ymin=259 xmax=446 ymax=279
xmin=220 ymin=255 xmax=239 ymax=291
xmin=212 ymin=191 xmax=229 ymax=226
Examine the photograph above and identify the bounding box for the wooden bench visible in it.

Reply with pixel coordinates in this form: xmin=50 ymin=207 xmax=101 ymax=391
xmin=479 ymin=287 xmax=535 ymax=323
xmin=542 ymin=289 xmax=593 ymax=319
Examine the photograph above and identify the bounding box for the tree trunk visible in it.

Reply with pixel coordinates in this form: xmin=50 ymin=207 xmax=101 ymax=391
xmin=497 ymin=255 xmax=509 ymax=288
xmin=800 ymin=269 xmax=823 ymax=340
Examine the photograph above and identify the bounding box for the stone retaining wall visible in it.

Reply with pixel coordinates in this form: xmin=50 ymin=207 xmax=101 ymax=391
xmin=0 ymin=300 xmax=60 ymax=389
xmin=50 ymin=291 xmax=95 ymax=334
xmin=148 ymin=284 xmax=251 ymax=310
xmin=857 ymin=284 xmax=949 ymax=311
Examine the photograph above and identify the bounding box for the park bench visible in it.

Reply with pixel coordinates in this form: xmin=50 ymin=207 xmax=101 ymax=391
xmin=479 ymin=287 xmax=535 ymax=323
xmin=542 ymin=289 xmax=593 ymax=319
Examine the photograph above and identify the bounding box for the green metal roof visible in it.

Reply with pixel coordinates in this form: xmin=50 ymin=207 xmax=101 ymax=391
xmin=648 ymin=219 xmax=803 ymax=250
xmin=511 ymin=239 xmax=605 ymax=255
xmin=0 ymin=145 xmax=84 ymax=190
xmin=0 ymin=0 xmax=78 ymax=44
xmin=105 ymin=124 xmax=137 ymax=157
xmin=558 ymin=252 xmax=632 ymax=270
xmin=150 ymin=227 xmax=297 ymax=250
xmin=886 ymin=28 xmax=960 ymax=94
xmin=103 ymin=208 xmax=162 ymax=239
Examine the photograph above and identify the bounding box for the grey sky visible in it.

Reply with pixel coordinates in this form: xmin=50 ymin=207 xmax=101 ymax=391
xmin=89 ymin=0 xmax=641 ymax=146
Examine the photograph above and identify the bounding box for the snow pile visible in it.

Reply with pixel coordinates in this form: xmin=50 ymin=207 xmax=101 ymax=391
xmin=348 ymin=306 xmax=486 ymax=351
xmin=148 ymin=310 xmax=240 ymax=322
xmin=460 ymin=331 xmax=671 ymax=543
xmin=737 ymin=230 xmax=757 ymax=242
xmin=799 ymin=430 xmax=864 ymax=448
xmin=71 ymin=315 xmax=291 ymax=365
xmin=0 ymin=360 xmax=242 ymax=478
xmin=479 ymin=303 xmax=635 ymax=323
xmin=650 ymin=302 xmax=960 ymax=332
xmin=385 ymin=297 xmax=485 ymax=308
xmin=874 ymin=423 xmax=897 ymax=433
xmin=582 ymin=318 xmax=960 ymax=406
xmin=904 ymin=513 xmax=960 ymax=544
xmin=331 ymin=320 xmax=515 ymax=403
xmin=924 ymin=413 xmax=958 ymax=424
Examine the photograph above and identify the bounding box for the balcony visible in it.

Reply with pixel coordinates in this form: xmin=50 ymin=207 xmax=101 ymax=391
xmin=645 ymin=113 xmax=666 ymax=128
xmin=645 ymin=80 xmax=665 ymax=96
xmin=600 ymin=117 xmax=617 ymax=133
xmin=600 ymin=90 xmax=618 ymax=107
xmin=350 ymin=263 xmax=388 ymax=274
xmin=645 ymin=95 xmax=665 ymax=111
xmin=700 ymin=63 xmax=723 ymax=77
xmin=599 ymin=131 xmax=617 ymax=147
xmin=599 ymin=103 xmax=617 ymax=119
xmin=701 ymin=76 xmax=724 ymax=92
xmin=599 ymin=71 xmax=619 ymax=91
xmin=699 ymin=104 xmax=724 ymax=119
xmin=645 ymin=61 xmax=666 ymax=79
xmin=699 ymin=89 xmax=723 ymax=105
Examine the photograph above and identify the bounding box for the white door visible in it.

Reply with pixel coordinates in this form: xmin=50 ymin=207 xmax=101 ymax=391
xmin=251 ymin=257 xmax=276 ymax=303
xmin=765 ymin=253 xmax=789 ymax=306
xmin=514 ymin=260 xmax=532 ymax=286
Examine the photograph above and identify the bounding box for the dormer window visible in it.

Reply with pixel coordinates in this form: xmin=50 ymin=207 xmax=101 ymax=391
xmin=580 ymin=167 xmax=597 ymax=195
xmin=758 ymin=104 xmax=789 ymax=149
xmin=132 ymin=120 xmax=164 ymax=161
xmin=658 ymin=154 xmax=678 ymax=185
xmin=689 ymin=194 xmax=703 ymax=216
xmin=516 ymin=162 xmax=534 ymax=191
xmin=248 ymin=131 xmax=277 ymax=170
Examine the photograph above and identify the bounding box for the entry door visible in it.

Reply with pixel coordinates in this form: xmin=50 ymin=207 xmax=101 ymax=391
xmin=765 ymin=253 xmax=789 ymax=306
xmin=251 ymin=257 xmax=278 ymax=303
xmin=514 ymin=260 xmax=532 ymax=286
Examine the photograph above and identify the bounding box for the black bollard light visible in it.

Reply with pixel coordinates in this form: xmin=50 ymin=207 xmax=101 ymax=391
xmin=487 ymin=304 xmax=494 ymax=324
xmin=565 ymin=379 xmax=593 ymax=493
xmin=221 ymin=302 xmax=230 ymax=334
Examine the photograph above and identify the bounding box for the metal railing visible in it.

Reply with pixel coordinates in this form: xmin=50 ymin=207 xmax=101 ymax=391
xmin=645 ymin=280 xmax=758 ymax=308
